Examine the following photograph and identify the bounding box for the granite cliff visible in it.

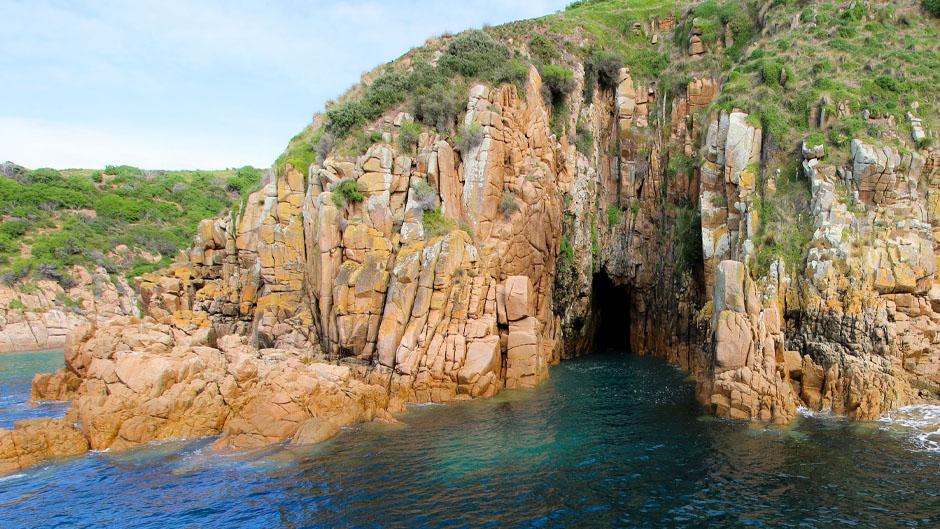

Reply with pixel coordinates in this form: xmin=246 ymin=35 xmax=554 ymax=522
xmin=5 ymin=0 xmax=940 ymax=472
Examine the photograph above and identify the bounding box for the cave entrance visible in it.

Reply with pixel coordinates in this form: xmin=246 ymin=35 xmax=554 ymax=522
xmin=590 ymin=273 xmax=633 ymax=353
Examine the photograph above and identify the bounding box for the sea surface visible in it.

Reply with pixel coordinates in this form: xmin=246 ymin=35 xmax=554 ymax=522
xmin=1 ymin=349 xmax=939 ymax=528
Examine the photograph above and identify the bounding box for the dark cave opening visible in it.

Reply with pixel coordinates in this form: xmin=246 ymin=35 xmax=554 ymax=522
xmin=590 ymin=273 xmax=633 ymax=353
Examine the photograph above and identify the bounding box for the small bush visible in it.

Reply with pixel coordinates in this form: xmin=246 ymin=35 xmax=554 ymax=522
xmin=226 ymin=165 xmax=262 ymax=193
xmin=542 ymin=65 xmax=576 ymax=108
xmin=325 ymin=100 xmax=365 ymax=138
xmin=331 ymin=179 xmax=364 ymax=208
xmin=559 ymin=237 xmax=574 ymax=266
xmin=584 ymin=51 xmax=623 ymax=103
xmin=398 ymin=122 xmax=422 ymax=152
xmin=675 ymin=207 xmax=703 ymax=274
xmin=574 ymin=123 xmax=594 ymax=156
xmin=96 ymin=194 xmax=143 ymax=222
xmin=606 ymin=206 xmax=623 ymax=226
xmin=0 ymin=221 xmax=28 ymax=238
xmin=926 ymin=0 xmax=940 ymax=17
xmin=874 ymin=75 xmax=899 ymax=92
xmin=759 ymin=60 xmax=791 ymax=88
xmin=457 ymin=122 xmax=484 ymax=152
xmin=411 ymin=180 xmax=438 ymax=211
xmin=498 ymin=192 xmax=519 ymax=218
xmin=8 ymin=299 xmax=24 ymax=310
xmin=528 ymin=34 xmax=559 ymax=63
xmin=439 ymin=31 xmax=512 ymax=83
xmin=316 ymin=133 xmax=336 ymax=164
xmin=413 ymin=83 xmax=463 ymax=133
xmin=422 ymin=208 xmax=456 ymax=238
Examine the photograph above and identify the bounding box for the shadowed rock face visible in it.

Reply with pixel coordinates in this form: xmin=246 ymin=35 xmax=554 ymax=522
xmin=8 ymin=31 xmax=940 ymax=472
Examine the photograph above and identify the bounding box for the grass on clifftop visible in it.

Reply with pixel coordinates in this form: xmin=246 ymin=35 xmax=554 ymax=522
xmin=0 ymin=163 xmax=260 ymax=286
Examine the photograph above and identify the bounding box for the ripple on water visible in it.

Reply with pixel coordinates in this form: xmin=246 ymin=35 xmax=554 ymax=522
xmin=0 ymin=351 xmax=938 ymax=529
xmin=879 ymin=405 xmax=940 ymax=452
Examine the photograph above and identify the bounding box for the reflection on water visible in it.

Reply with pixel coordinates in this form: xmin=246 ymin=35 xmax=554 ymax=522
xmin=0 ymin=350 xmax=938 ymax=528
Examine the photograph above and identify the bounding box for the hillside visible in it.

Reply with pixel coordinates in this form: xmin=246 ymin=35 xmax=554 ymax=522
xmin=0 ymin=162 xmax=263 ymax=351
xmin=6 ymin=0 xmax=940 ymax=471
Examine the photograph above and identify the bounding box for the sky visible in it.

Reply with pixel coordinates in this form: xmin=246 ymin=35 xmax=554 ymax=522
xmin=0 ymin=0 xmax=570 ymax=171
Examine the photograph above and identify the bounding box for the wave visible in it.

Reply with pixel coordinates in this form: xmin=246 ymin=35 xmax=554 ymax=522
xmin=878 ymin=405 xmax=940 ymax=453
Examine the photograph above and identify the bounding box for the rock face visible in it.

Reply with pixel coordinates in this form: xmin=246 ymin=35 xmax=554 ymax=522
xmin=0 ymin=265 xmax=136 ymax=352
xmin=10 ymin=20 xmax=940 ymax=473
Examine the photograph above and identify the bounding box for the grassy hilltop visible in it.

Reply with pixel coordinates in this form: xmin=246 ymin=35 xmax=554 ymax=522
xmin=0 ymin=163 xmax=262 ymax=288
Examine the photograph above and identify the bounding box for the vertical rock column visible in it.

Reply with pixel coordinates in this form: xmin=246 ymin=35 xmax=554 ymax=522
xmin=503 ymin=276 xmax=548 ymax=389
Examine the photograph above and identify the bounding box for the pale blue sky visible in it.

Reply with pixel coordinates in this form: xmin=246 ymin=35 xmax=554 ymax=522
xmin=0 ymin=0 xmax=569 ymax=170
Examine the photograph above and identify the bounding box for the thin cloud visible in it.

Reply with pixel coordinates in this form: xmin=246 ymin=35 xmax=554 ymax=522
xmin=1 ymin=0 xmax=570 ymax=169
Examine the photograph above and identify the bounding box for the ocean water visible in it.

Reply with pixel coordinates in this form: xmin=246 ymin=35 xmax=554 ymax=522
xmin=1 ymin=349 xmax=938 ymax=528
xmin=0 ymin=350 xmax=71 ymax=429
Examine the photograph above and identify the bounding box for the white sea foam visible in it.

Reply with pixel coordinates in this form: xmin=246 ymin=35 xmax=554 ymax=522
xmin=878 ymin=405 xmax=940 ymax=452
xmin=796 ymin=406 xmax=838 ymax=419
xmin=406 ymin=402 xmax=443 ymax=408
xmin=0 ymin=473 xmax=26 ymax=481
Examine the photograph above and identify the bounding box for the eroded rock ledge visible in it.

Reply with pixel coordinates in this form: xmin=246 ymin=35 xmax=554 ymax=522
xmin=5 ymin=58 xmax=940 ymax=472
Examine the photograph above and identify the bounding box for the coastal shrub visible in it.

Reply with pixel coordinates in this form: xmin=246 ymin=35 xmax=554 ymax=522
xmin=412 ymin=83 xmax=462 ymax=133
xmin=457 ymin=122 xmax=483 ymax=152
xmin=422 ymin=208 xmax=456 ymax=237
xmin=411 ymin=180 xmax=438 ymax=211
xmin=498 ymin=192 xmax=519 ymax=218
xmin=490 ymin=59 xmax=529 ymax=89
xmin=926 ymin=0 xmax=940 ymax=17
xmin=95 ymin=194 xmax=143 ymax=223
xmin=361 ymin=71 xmax=410 ymax=120
xmin=674 ymin=207 xmax=703 ymax=274
xmin=586 ymin=51 xmax=622 ymax=90
xmin=760 ymin=60 xmax=791 ymax=88
xmin=575 ymin=123 xmax=594 ymax=156
xmin=0 ymin=221 xmax=27 ymax=239
xmin=1 ymin=259 xmax=31 ymax=286
xmin=8 ymin=299 xmax=24 ymax=310
xmin=559 ymin=237 xmax=574 ymax=266
xmin=542 ymin=65 xmax=576 ymax=108
xmin=398 ymin=122 xmax=422 ymax=152
xmin=104 ymin=165 xmax=141 ymax=180
xmin=225 ymin=166 xmax=262 ymax=193
xmin=874 ymin=75 xmax=899 ymax=92
xmin=325 ymin=101 xmax=365 ymax=138
xmin=583 ymin=49 xmax=623 ymax=105
xmin=310 ymin=132 xmax=334 ymax=166
xmin=331 ymin=179 xmax=364 ymax=208
xmin=439 ymin=31 xmax=511 ymax=82
xmin=606 ymin=206 xmax=623 ymax=226
xmin=528 ymin=34 xmax=559 ymax=63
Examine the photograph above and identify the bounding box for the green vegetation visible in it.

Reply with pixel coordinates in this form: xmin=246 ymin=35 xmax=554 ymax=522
xmin=320 ymin=30 xmax=529 ymax=141
xmin=7 ymin=299 xmax=24 ymax=310
xmin=753 ymin=164 xmax=814 ymax=278
xmin=575 ymin=123 xmax=594 ymax=156
xmin=331 ymin=179 xmax=365 ymax=208
xmin=674 ymin=207 xmax=702 ymax=274
xmin=925 ymin=0 xmax=940 ymax=17
xmin=398 ymin=121 xmax=422 ymax=152
xmin=559 ymin=236 xmax=575 ymax=266
xmin=411 ymin=179 xmax=439 ymax=211
xmin=499 ymin=192 xmax=519 ymax=218
xmin=422 ymin=208 xmax=456 ymax=237
xmin=0 ymin=164 xmax=244 ymax=285
xmin=225 ymin=166 xmax=263 ymax=193
xmin=457 ymin=122 xmax=484 ymax=152
xmin=606 ymin=206 xmax=623 ymax=226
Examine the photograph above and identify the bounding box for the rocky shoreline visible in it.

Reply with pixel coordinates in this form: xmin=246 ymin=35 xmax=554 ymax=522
xmin=4 ymin=2 xmax=940 ymax=474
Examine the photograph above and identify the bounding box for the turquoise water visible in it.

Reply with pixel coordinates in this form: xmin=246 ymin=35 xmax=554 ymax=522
xmin=0 ymin=350 xmax=70 ymax=429
xmin=1 ymin=350 xmax=939 ymax=528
